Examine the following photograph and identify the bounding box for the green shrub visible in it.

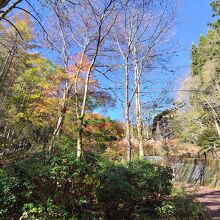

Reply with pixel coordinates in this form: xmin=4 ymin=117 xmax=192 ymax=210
xmin=0 ymin=150 xmax=209 ymax=219
xmin=156 ymin=188 xmax=210 ymax=220
xmin=0 ymin=151 xmax=102 ymax=219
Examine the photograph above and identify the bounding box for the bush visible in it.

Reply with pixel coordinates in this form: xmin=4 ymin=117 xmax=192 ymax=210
xmin=156 ymin=188 xmax=210 ymax=220
xmin=97 ymin=160 xmax=173 ymax=219
xmin=0 ymin=150 xmax=208 ymax=219
xmin=0 ymin=151 xmax=102 ymax=219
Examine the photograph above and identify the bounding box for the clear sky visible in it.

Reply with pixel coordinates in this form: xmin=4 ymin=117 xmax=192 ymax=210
xmin=106 ymin=0 xmax=215 ymax=121
xmin=175 ymin=0 xmax=213 ymax=71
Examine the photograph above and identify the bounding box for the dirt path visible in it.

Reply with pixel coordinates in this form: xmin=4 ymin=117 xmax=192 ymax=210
xmin=180 ymin=184 xmax=220 ymax=219
xmin=196 ymin=187 xmax=220 ymax=220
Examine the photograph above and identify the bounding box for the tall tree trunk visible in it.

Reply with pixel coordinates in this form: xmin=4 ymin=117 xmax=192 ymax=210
xmin=76 ymin=119 xmax=83 ymax=158
xmin=75 ymin=16 xmax=102 ymax=157
xmin=76 ymin=61 xmax=95 ymax=158
xmin=125 ymin=55 xmax=132 ymax=161
xmin=49 ymin=9 xmax=70 ymax=152
xmin=135 ymin=85 xmax=144 ymax=158
xmin=50 ymin=82 xmax=71 ymax=151
xmin=73 ymin=51 xmax=86 ymax=158
xmin=125 ymin=106 xmax=132 ymax=161
xmin=133 ymin=45 xmax=144 ymax=159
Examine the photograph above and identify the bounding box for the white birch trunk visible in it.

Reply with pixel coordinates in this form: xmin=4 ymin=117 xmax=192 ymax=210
xmin=133 ymin=45 xmax=144 ymax=158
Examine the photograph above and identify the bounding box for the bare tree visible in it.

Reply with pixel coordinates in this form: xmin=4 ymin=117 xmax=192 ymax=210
xmin=113 ymin=0 xmax=176 ymax=160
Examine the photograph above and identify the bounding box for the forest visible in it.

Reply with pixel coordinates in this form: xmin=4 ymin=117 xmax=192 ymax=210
xmin=0 ymin=0 xmax=219 ymax=219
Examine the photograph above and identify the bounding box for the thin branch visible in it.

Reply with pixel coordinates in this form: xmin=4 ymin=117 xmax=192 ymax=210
xmin=0 ymin=0 xmax=22 ymax=21
xmin=2 ymin=18 xmax=24 ymax=39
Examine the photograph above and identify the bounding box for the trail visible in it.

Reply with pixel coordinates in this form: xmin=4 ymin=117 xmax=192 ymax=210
xmin=196 ymin=187 xmax=220 ymax=220
xmin=182 ymin=184 xmax=220 ymax=219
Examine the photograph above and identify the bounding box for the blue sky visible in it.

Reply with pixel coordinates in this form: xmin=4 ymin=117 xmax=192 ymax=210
xmin=175 ymin=0 xmax=213 ymax=71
